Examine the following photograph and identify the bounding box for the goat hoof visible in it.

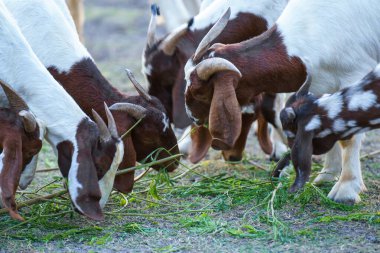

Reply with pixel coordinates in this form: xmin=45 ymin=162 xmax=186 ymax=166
xmin=313 ymin=171 xmax=338 ymax=185
xmin=328 ymin=180 xmax=362 ymax=204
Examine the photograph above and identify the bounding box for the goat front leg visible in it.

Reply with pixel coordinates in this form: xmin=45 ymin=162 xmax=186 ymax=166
xmin=313 ymin=143 xmax=342 ymax=184
xmin=328 ymin=134 xmax=366 ymax=204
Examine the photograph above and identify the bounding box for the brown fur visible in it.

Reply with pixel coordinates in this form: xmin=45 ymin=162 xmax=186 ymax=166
xmin=0 ymin=109 xmax=42 ymax=221
xmin=186 ymin=26 xmax=307 ymax=150
xmin=48 ymin=58 xmax=179 ymax=193
xmin=145 ymin=13 xmax=268 ymax=127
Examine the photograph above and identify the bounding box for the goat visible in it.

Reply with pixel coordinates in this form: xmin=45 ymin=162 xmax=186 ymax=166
xmin=184 ymin=0 xmax=380 ymax=204
xmin=5 ymin=0 xmax=179 ymax=194
xmin=143 ymin=0 xmax=289 ymax=161
xmin=0 ymin=81 xmax=42 ymax=221
xmin=278 ymin=65 xmax=380 ymax=197
xmin=0 ymin=0 xmax=123 ymax=220
xmin=149 ymin=0 xmax=201 ymax=32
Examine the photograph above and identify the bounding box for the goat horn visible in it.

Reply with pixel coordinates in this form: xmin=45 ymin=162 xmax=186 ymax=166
xmin=284 ymin=107 xmax=296 ymax=122
xmin=195 ymin=57 xmax=242 ymax=81
xmin=160 ymin=23 xmax=188 ymax=55
xmin=104 ymin=102 xmax=119 ymax=138
xmin=296 ymin=72 xmax=312 ymax=97
xmin=92 ymin=109 xmax=111 ymax=142
xmin=125 ymin=69 xmax=152 ymax=101
xmin=19 ymin=110 xmax=37 ymax=133
xmin=147 ymin=4 xmax=160 ymax=47
xmin=109 ymin=102 xmax=147 ymax=120
xmin=193 ymin=7 xmax=231 ymax=61
xmin=0 ymin=79 xmax=29 ymax=112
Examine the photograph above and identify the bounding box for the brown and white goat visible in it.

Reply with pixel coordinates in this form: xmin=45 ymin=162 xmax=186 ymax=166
xmin=0 ymin=81 xmax=42 ymax=221
xmin=0 ymin=0 xmax=123 ymax=220
xmin=184 ymin=0 xmax=380 ymax=204
xmin=278 ymin=66 xmax=380 ymax=200
xmin=6 ymin=0 xmax=180 ymax=194
xmin=143 ymin=1 xmax=288 ymax=161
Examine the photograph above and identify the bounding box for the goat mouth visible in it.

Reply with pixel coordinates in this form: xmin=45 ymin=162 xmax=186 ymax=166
xmin=211 ymin=138 xmax=233 ymax=150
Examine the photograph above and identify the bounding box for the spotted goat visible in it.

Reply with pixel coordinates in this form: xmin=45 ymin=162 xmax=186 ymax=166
xmin=5 ymin=0 xmax=180 ymax=194
xmin=184 ymin=0 xmax=380 ymax=203
xmin=143 ymin=0 xmax=289 ymax=162
xmin=0 ymin=0 xmax=124 ymax=220
xmin=278 ymin=65 xmax=380 ymax=200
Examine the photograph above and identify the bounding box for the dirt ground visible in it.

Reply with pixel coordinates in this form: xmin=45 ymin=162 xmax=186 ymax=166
xmin=0 ymin=1 xmax=379 ymax=252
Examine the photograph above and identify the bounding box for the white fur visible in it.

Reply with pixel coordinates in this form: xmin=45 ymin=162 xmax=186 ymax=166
xmin=3 ymin=0 xmax=92 ymax=73
xmin=317 ymin=93 xmax=343 ymax=118
xmin=241 ymin=104 xmax=255 ymax=114
xmin=162 ymin=112 xmax=170 ymax=132
xmin=332 ymin=118 xmax=346 ymax=133
xmin=342 ymin=127 xmax=361 ymax=138
xmin=178 ymin=125 xmax=192 ymax=155
xmin=277 ymin=0 xmax=380 ymax=96
xmin=98 ymin=140 xmax=124 ymax=208
xmin=191 ymin=0 xmax=289 ymax=31
xmin=374 ymin=64 xmax=380 ymax=78
xmin=347 ymin=120 xmax=357 ymax=127
xmin=0 ymin=0 xmax=98 ymax=213
xmin=305 ymin=115 xmax=321 ymax=131
xmin=348 ymin=90 xmax=377 ymax=111
xmin=369 ymin=118 xmax=380 ymax=125
xmin=316 ymin=129 xmax=331 ymax=138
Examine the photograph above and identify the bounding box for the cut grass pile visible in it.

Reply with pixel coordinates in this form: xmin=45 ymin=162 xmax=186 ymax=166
xmin=0 ymin=153 xmax=378 ymax=249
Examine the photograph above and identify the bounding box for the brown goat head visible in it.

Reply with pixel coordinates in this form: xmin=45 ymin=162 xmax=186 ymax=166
xmin=110 ymin=70 xmax=180 ymax=173
xmin=0 ymin=80 xmax=42 ymax=221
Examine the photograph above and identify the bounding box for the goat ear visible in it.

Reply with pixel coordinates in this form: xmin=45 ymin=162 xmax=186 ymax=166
xmin=289 ymin=122 xmax=314 ymax=192
xmin=0 ymin=139 xmax=24 ymax=221
xmin=222 ymin=113 xmax=256 ymax=161
xmin=209 ymin=73 xmax=242 ymax=150
xmin=256 ymin=112 xmax=273 ymax=155
xmin=188 ymin=125 xmax=212 ymax=163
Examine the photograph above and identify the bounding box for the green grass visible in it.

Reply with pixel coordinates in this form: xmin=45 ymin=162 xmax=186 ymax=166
xmin=1 ymin=157 xmax=378 ymax=251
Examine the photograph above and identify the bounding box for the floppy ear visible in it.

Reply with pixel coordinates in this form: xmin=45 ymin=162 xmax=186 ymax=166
xmin=256 ymin=112 xmax=273 ymax=155
xmin=222 ymin=113 xmax=256 ymax=161
xmin=0 ymin=138 xmax=24 ymax=221
xmin=209 ymin=72 xmax=242 ymax=150
xmin=289 ymin=122 xmax=314 ymax=192
xmin=188 ymin=124 xmax=212 ymax=163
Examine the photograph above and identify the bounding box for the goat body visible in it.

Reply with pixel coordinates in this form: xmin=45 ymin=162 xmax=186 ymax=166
xmin=0 ymin=0 xmax=124 ymax=220
xmin=184 ymin=0 xmax=380 ymax=203
xmin=5 ymin=0 xmax=179 ymax=194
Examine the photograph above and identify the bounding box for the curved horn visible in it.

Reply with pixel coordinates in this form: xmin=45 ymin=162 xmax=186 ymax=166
xmin=296 ymin=73 xmax=312 ymax=97
xmin=104 ymin=102 xmax=119 ymax=138
xmin=109 ymin=102 xmax=147 ymax=120
xmin=284 ymin=107 xmax=296 ymax=122
xmin=193 ymin=7 xmax=231 ymax=61
xmin=125 ymin=69 xmax=152 ymax=101
xmin=147 ymin=4 xmax=160 ymax=47
xmin=195 ymin=57 xmax=241 ymax=81
xmin=0 ymin=79 xmax=29 ymax=112
xmin=160 ymin=23 xmax=188 ymax=55
xmin=18 ymin=110 xmax=37 ymax=133
xmin=92 ymin=109 xmax=112 ymax=142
